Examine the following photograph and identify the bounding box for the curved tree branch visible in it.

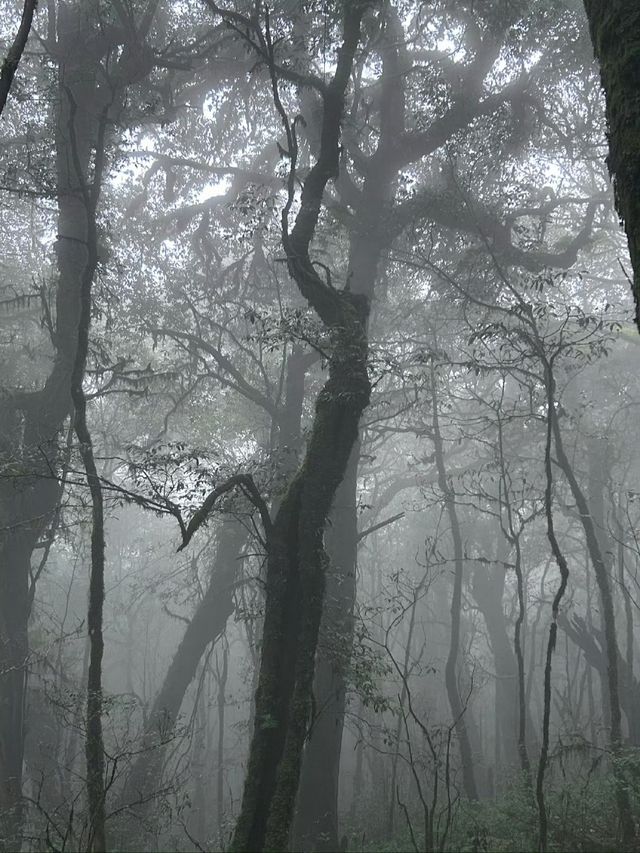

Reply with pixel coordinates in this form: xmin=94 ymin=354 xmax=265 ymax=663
xmin=0 ymin=0 xmax=37 ymax=118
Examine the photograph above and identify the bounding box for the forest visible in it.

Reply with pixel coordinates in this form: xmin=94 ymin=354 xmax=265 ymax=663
xmin=1 ymin=1 xmax=640 ymax=851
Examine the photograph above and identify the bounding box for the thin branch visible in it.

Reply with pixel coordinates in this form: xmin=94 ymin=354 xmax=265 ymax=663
xmin=357 ymin=511 xmax=405 ymax=543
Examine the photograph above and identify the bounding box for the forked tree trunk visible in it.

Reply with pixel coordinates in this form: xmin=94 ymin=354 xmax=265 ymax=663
xmin=230 ymin=6 xmax=371 ymax=850
xmin=472 ymin=564 xmax=521 ymax=773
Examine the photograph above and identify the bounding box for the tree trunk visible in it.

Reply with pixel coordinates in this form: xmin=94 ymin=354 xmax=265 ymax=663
xmin=0 ymin=9 xmax=102 ymax=844
xmin=430 ymin=368 xmax=479 ymax=801
xmin=472 ymin=564 xmax=521 ymax=773
xmin=292 ymin=10 xmax=405 ymax=844
xmin=292 ymin=450 xmax=358 ymax=852
xmin=0 ymin=541 xmax=30 ymax=852
xmin=230 ymin=7 xmax=371 ymax=850
xmin=582 ymin=1 xmax=640 ymax=326
xmin=549 ymin=384 xmax=634 ymax=842
xmin=0 ymin=0 xmax=37 ymax=117
xmin=614 ymin=498 xmax=637 ymax=741
xmin=216 ymin=643 xmax=229 ymax=849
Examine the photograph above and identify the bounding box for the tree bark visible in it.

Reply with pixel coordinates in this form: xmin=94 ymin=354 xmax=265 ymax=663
xmin=471 ymin=563 xmax=521 ymax=774
xmin=582 ymin=1 xmax=640 ymax=326
xmin=0 ymin=0 xmax=37 ymax=116
xmin=292 ymin=9 xmax=405 ymax=845
xmin=292 ymin=450 xmax=358 ymax=852
xmin=215 ymin=643 xmax=229 ymax=848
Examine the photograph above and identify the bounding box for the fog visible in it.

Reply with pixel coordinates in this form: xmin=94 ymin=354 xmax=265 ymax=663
xmin=1 ymin=1 xmax=640 ymax=851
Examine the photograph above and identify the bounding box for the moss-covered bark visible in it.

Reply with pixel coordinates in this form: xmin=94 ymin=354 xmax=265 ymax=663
xmin=232 ymin=299 xmax=370 ymax=852
xmin=230 ymin=4 xmax=372 ymax=850
xmin=583 ymin=1 xmax=640 ymax=325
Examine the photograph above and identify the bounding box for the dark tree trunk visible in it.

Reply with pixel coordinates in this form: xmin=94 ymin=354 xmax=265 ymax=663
xmin=582 ymin=1 xmax=640 ymax=326
xmin=292 ymin=450 xmax=358 ymax=852
xmin=63 ymin=40 xmax=112 ymax=846
xmin=216 ymin=643 xmax=229 ymax=848
xmin=0 ymin=541 xmax=30 ymax=852
xmin=614 ymin=498 xmax=636 ymax=739
xmin=292 ymin=11 xmax=406 ymax=846
xmin=230 ymin=7 xmax=371 ymax=850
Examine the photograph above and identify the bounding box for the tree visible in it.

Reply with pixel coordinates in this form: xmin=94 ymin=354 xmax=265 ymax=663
xmin=0 ymin=0 xmax=37 ymax=116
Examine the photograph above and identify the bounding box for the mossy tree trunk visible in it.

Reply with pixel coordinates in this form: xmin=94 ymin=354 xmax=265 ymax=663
xmin=292 ymin=451 xmax=358 ymax=852
xmin=229 ymin=4 xmax=372 ymax=851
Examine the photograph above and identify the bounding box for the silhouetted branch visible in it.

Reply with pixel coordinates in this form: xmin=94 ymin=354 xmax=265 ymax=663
xmin=0 ymin=0 xmax=37 ymax=117
xmin=178 ymin=474 xmax=271 ymax=551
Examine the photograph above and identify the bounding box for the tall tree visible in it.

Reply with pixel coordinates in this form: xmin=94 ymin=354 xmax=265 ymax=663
xmin=203 ymin=3 xmax=374 ymax=849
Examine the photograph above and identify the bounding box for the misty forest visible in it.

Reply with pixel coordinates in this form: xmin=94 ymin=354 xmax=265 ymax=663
xmin=3 ymin=1 xmax=640 ymax=852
